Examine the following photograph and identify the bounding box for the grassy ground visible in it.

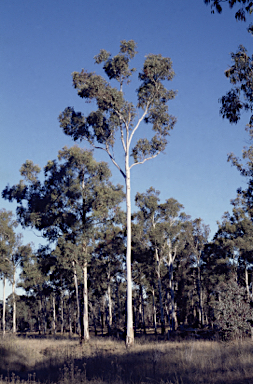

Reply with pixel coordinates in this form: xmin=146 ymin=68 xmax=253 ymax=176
xmin=1 ymin=334 xmax=253 ymax=384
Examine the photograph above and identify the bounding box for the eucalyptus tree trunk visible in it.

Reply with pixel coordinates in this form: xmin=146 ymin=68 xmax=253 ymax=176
xmin=141 ymin=285 xmax=146 ymax=335
xmin=12 ymin=269 xmax=16 ymax=333
xmin=107 ymin=278 xmax=112 ymax=334
xmin=138 ymin=283 xmax=146 ymax=334
xmin=68 ymin=291 xmax=72 ymax=335
xmin=152 ymin=286 xmax=157 ymax=334
xmin=43 ymin=295 xmax=47 ymax=334
xmin=60 ymin=291 xmax=64 ymax=334
xmin=81 ymin=175 xmax=90 ymax=342
xmin=82 ymin=259 xmax=89 ymax=342
xmin=38 ymin=291 xmax=47 ymax=334
xmin=2 ymin=276 xmax=6 ymax=338
xmin=38 ymin=296 xmax=42 ymax=334
xmin=133 ymin=296 xmax=137 ymax=336
xmin=197 ymin=264 xmax=204 ymax=326
xmin=116 ymin=279 xmax=121 ymax=334
xmin=167 ymin=252 xmax=177 ymax=332
xmin=100 ymin=298 xmax=105 ymax=335
xmin=72 ymin=261 xmax=81 ymax=336
xmin=245 ymin=264 xmax=250 ymax=299
xmin=155 ymin=248 xmax=165 ymax=334
xmin=52 ymin=294 xmax=56 ymax=335
xmin=138 ymin=286 xmax=142 ymax=330
xmin=125 ymin=156 xmax=134 ymax=347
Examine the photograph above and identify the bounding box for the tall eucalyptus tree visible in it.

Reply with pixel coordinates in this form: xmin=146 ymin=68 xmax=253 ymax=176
xmin=59 ymin=40 xmax=177 ymax=346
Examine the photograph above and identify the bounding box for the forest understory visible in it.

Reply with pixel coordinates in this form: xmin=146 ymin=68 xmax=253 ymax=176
xmin=1 ymin=333 xmax=253 ymax=384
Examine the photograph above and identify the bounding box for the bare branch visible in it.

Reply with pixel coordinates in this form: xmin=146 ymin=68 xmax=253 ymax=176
xmin=130 ymin=151 xmax=160 ymax=170
xmin=93 ymin=144 xmax=126 ymax=179
xmin=129 ymin=103 xmax=150 ymax=147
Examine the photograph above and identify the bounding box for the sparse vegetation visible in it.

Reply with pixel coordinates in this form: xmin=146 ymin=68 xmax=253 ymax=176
xmin=1 ymin=335 xmax=253 ymax=384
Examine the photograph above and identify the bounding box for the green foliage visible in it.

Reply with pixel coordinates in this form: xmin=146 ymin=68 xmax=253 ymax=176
xmin=2 ymin=146 xmax=124 ymax=242
xmin=219 ymin=45 xmax=253 ymax=128
xmin=214 ymin=278 xmax=253 ymax=339
xmin=94 ymin=40 xmax=137 ymax=86
xmin=0 ymin=209 xmax=17 ymax=277
xmin=20 ymin=160 xmax=41 ymax=183
xmin=59 ymin=40 xmax=176 ymax=172
xmin=215 ymin=196 xmax=253 ymax=272
xmin=134 ymin=188 xmax=189 ymax=253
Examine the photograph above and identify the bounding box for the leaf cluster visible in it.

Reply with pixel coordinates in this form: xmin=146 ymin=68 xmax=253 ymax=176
xmin=2 ymin=146 xmax=124 ymax=242
xmin=59 ymin=40 xmax=176 ymax=171
xmin=204 ymin=0 xmax=253 ymax=21
xmin=0 ymin=209 xmax=18 ymax=276
xmin=219 ymin=45 xmax=253 ymax=127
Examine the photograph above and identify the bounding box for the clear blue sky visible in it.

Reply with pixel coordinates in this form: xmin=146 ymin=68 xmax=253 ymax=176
xmin=1 ymin=0 xmax=252 ymax=296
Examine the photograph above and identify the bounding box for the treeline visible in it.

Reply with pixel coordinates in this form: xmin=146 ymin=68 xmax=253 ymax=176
xmin=1 ymin=154 xmax=253 ymax=341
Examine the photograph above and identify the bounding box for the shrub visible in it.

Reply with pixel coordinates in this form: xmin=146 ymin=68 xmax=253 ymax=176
xmin=214 ymin=278 xmax=253 ymax=339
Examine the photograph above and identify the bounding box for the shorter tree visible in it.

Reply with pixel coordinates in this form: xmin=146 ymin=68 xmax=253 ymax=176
xmin=186 ymin=219 xmax=210 ymax=326
xmin=0 ymin=209 xmax=17 ymax=337
xmin=214 ymin=278 xmax=253 ymax=339
xmin=9 ymin=241 xmax=34 ymax=333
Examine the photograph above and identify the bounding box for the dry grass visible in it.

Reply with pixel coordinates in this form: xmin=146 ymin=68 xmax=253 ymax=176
xmin=1 ymin=334 xmax=253 ymax=383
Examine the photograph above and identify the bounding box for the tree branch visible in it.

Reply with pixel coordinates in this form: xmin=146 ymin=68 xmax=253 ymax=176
xmin=120 ymin=124 xmax=127 ymax=153
xmin=93 ymin=144 xmax=126 ymax=179
xmin=129 ymin=103 xmax=150 ymax=147
xmin=129 ymin=152 xmax=160 ymax=170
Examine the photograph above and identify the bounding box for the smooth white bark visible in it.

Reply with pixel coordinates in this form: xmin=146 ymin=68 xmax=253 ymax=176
xmin=152 ymin=286 xmax=157 ymax=334
xmin=197 ymin=263 xmax=204 ymax=326
xmin=52 ymin=294 xmax=56 ymax=335
xmin=12 ymin=269 xmax=16 ymax=333
xmin=83 ymin=261 xmax=89 ymax=341
xmin=245 ymin=265 xmax=250 ymax=300
xmin=155 ymin=248 xmax=165 ymax=334
xmin=167 ymin=249 xmax=177 ymax=331
xmin=60 ymin=291 xmax=64 ymax=334
xmin=107 ymin=280 xmax=112 ymax=328
xmin=125 ymin=152 xmax=134 ymax=347
xmin=72 ymin=261 xmax=81 ymax=336
xmin=2 ymin=277 xmax=6 ymax=338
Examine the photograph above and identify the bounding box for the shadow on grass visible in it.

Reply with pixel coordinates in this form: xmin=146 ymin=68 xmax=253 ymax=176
xmin=1 ymin=335 xmax=253 ymax=384
xmin=0 ymin=344 xmax=29 ymax=374
xmin=1 ymin=345 xmax=167 ymax=383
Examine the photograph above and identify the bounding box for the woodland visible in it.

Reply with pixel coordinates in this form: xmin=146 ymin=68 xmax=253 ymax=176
xmin=1 ymin=4 xmax=253 ymax=382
